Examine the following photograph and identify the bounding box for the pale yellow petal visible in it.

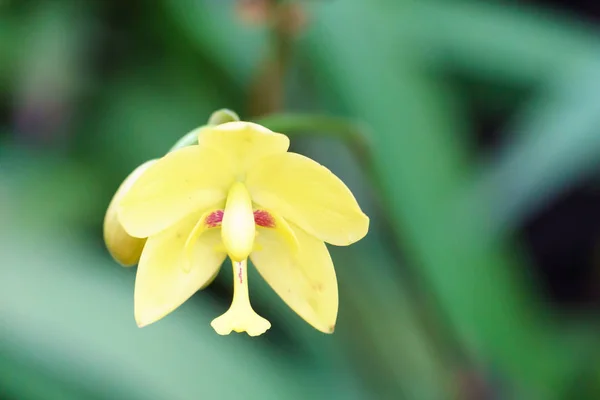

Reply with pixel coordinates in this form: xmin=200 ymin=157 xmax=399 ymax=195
xmin=104 ymin=160 xmax=156 ymax=266
xmin=250 ymin=222 xmax=338 ymax=333
xmin=246 ymin=152 xmax=369 ymax=246
xmin=134 ymin=211 xmax=226 ymax=328
xmin=183 ymin=209 xmax=223 ymax=272
xmin=196 ymin=121 xmax=289 ymax=176
xmin=119 ymin=145 xmax=233 ymax=238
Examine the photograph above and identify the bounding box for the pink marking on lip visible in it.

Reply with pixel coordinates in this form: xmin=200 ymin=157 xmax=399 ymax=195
xmin=205 ymin=210 xmax=224 ymax=227
xmin=253 ymin=210 xmax=275 ymax=228
xmin=237 ymin=262 xmax=243 ymax=284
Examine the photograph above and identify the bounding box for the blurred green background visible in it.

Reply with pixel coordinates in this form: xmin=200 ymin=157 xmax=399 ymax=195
xmin=4 ymin=0 xmax=600 ymax=398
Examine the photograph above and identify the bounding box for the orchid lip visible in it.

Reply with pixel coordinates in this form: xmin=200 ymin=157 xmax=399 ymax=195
xmin=210 ymin=259 xmax=271 ymax=336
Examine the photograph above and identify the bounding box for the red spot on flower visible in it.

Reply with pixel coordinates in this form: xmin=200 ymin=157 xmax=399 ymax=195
xmin=254 ymin=210 xmax=275 ymax=228
xmin=206 ymin=210 xmax=224 ymax=227
xmin=237 ymin=262 xmax=243 ymax=284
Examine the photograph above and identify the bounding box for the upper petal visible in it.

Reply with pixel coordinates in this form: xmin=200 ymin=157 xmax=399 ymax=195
xmin=250 ymin=221 xmax=338 ymax=333
xmin=196 ymin=122 xmax=290 ymax=176
xmin=119 ymin=145 xmax=233 ymax=238
xmin=246 ymin=152 xmax=369 ymax=246
xmin=134 ymin=211 xmax=226 ymax=328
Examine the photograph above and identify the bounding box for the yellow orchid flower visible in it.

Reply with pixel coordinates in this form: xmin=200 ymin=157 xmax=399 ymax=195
xmin=114 ymin=121 xmax=369 ymax=336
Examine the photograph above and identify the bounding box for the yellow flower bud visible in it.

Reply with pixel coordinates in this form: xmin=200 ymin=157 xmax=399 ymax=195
xmin=103 ymin=160 xmax=156 ymax=266
xmin=207 ymin=108 xmax=240 ymax=125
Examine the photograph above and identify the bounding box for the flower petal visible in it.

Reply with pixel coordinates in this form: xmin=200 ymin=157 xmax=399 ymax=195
xmin=196 ymin=122 xmax=290 ymax=175
xmin=253 ymin=209 xmax=299 ymax=255
xmin=183 ymin=209 xmax=223 ymax=272
xmin=119 ymin=145 xmax=233 ymax=238
xmin=246 ymin=152 xmax=369 ymax=246
xmin=134 ymin=211 xmax=226 ymax=328
xmin=104 ymin=160 xmax=156 ymax=266
xmin=250 ymin=222 xmax=338 ymax=333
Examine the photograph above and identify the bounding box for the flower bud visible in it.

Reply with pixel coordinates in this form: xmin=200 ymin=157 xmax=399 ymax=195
xmin=207 ymin=109 xmax=240 ymax=125
xmin=103 ymin=160 xmax=156 ymax=266
xmin=169 ymin=109 xmax=241 ymax=152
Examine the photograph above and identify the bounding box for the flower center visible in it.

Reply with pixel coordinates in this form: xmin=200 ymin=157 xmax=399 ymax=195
xmin=181 ymin=203 xmax=295 ymax=336
xmin=221 ymin=182 xmax=255 ymax=262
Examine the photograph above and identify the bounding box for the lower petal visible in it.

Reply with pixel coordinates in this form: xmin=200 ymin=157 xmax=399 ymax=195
xmin=250 ymin=222 xmax=338 ymax=333
xmin=134 ymin=211 xmax=226 ymax=327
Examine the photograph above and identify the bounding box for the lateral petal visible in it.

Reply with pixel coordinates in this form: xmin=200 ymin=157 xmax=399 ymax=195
xmin=246 ymin=152 xmax=369 ymax=246
xmin=119 ymin=145 xmax=232 ymax=238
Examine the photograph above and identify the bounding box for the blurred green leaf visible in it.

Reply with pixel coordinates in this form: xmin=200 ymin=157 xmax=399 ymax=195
xmin=402 ymin=2 xmax=599 ymax=85
xmin=5 ymin=0 xmax=600 ymax=398
xmin=467 ymin=58 xmax=600 ymax=235
xmin=1 ymin=148 xmax=102 ymax=229
xmin=302 ymin=0 xmax=596 ymax=397
xmin=83 ymin=63 xmax=230 ymax=174
xmin=162 ymin=0 xmax=268 ymax=86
